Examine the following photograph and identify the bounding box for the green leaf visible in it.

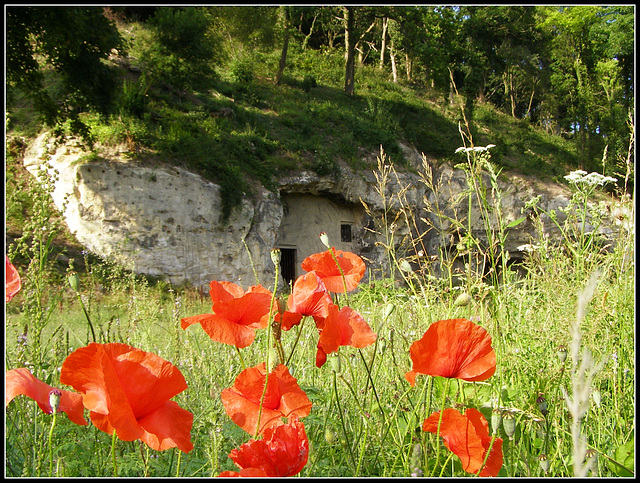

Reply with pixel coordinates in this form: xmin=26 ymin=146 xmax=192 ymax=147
xmin=607 ymin=440 xmax=634 ymax=476
xmin=505 ymin=216 xmax=526 ymax=229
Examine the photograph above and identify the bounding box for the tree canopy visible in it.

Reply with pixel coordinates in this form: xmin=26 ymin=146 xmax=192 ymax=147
xmin=6 ymin=5 xmax=634 ymax=173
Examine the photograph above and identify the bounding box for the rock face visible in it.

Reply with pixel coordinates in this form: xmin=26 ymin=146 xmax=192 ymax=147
xmin=23 ymin=133 xmax=623 ymax=290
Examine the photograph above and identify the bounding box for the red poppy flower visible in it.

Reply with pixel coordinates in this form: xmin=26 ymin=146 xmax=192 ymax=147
xmin=6 ymin=255 xmax=21 ymax=302
xmin=221 ymin=363 xmax=312 ymax=436
xmin=315 ymin=304 xmax=377 ymax=368
xmin=60 ymin=342 xmax=193 ymax=453
xmin=301 ymin=249 xmax=366 ymax=293
xmin=278 ymin=271 xmax=333 ymax=330
xmin=220 ymin=414 xmax=309 ymax=477
xmin=5 ymin=368 xmax=87 ymax=426
xmin=181 ymin=281 xmax=273 ymax=348
xmin=423 ymin=407 xmax=503 ymax=477
xmin=405 ymin=318 xmax=496 ymax=386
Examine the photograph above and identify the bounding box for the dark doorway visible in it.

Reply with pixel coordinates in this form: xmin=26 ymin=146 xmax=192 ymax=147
xmin=280 ymin=248 xmax=297 ymax=287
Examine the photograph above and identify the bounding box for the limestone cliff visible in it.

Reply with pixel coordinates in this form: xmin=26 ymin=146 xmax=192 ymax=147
xmin=23 ymin=132 xmax=623 ymax=290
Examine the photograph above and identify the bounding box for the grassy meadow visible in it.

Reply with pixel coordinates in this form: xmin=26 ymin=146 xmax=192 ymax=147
xmin=4 ymin=143 xmax=635 ymax=478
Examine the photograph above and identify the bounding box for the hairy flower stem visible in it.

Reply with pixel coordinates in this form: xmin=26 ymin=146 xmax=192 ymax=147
xmin=430 ymin=377 xmax=452 ymax=477
xmin=234 ymin=346 xmax=246 ymax=371
xmin=333 ymin=370 xmax=357 ymax=473
xmin=111 ymin=430 xmax=118 ymax=477
xmin=76 ymin=293 xmax=97 ymax=343
xmin=175 ymin=448 xmax=182 ymax=478
xmin=475 ymin=434 xmax=499 ymax=476
xmin=254 ymin=259 xmax=279 ymax=438
xmin=47 ymin=412 xmax=57 ymax=476
xmin=285 ymin=317 xmax=306 ymax=366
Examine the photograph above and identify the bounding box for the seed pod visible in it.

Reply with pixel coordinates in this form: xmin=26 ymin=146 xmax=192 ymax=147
xmin=557 ymin=345 xmax=568 ymax=364
xmin=49 ymin=389 xmax=62 ymax=413
xmin=491 ymin=407 xmax=503 ymax=435
xmin=324 ymin=428 xmax=335 ymax=444
xmin=329 ymin=353 xmax=341 ymax=373
xmin=319 ymin=232 xmax=330 ymax=249
xmin=502 ymin=410 xmax=516 ymax=439
xmin=454 ymin=292 xmax=473 ymax=307
xmin=536 ymin=394 xmax=548 ymax=417
xmin=538 ymin=454 xmax=550 ymax=473
xmin=67 ymin=272 xmax=80 ymax=293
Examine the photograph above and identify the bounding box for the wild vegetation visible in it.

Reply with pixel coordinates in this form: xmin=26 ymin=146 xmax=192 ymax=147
xmin=4 ymin=5 xmax=635 ymax=479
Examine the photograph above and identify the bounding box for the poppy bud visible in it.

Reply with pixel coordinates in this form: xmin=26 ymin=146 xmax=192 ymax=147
xmin=491 ymin=407 xmax=503 ymax=435
xmin=502 ymin=410 xmax=516 ymax=439
xmin=270 ymin=248 xmax=281 ymax=266
xmin=454 ymin=292 xmax=472 ymax=307
xmin=536 ymin=394 xmax=548 ymax=417
xmin=592 ymin=389 xmax=601 ymax=408
xmin=384 ymin=303 xmax=395 ymax=320
xmin=557 ymin=345 xmax=568 ymax=364
xmin=67 ymin=271 xmax=80 ymax=293
xmin=378 ymin=338 xmax=387 ymax=353
xmin=329 ymin=353 xmax=341 ymax=373
xmin=538 ymin=454 xmax=550 ymax=473
xmin=49 ymin=389 xmax=62 ymax=413
xmin=324 ymin=428 xmax=335 ymax=444
xmin=319 ymin=232 xmax=330 ymax=249
xmin=267 ymin=348 xmax=278 ymax=373
xmin=399 ymin=259 xmax=413 ymax=273
xmin=277 ymin=297 xmax=287 ymax=315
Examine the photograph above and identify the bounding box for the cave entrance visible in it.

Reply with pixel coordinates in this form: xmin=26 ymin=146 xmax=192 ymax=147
xmin=279 ymin=247 xmax=297 ymax=288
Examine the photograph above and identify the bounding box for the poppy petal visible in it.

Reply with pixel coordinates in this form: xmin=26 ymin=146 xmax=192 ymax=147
xmin=221 ymin=363 xmax=311 ymax=435
xmin=405 ymin=319 xmax=496 ymax=385
xmin=317 ymin=304 xmax=376 ymax=356
xmin=60 ymin=343 xmax=193 ymax=452
xmin=423 ymin=407 xmax=503 ymax=477
xmin=5 ymin=368 xmax=87 ymax=426
xmin=181 ymin=313 xmax=259 ymax=348
xmin=6 ymin=255 xmax=21 ymax=302
xmin=301 ymin=249 xmax=365 ymax=292
xmin=228 ymin=415 xmax=309 ymax=477
xmin=287 ymin=272 xmax=332 ymax=320
xmin=138 ymin=400 xmax=194 ymax=453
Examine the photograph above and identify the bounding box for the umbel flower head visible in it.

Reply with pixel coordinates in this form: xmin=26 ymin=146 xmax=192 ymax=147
xmin=221 ymin=363 xmax=312 ymax=435
xmin=301 ymin=249 xmax=366 ymax=293
xmin=423 ymin=407 xmax=503 ymax=477
xmin=405 ymin=318 xmax=496 ymax=386
xmin=60 ymin=342 xmax=194 ymax=453
xmin=5 ymin=368 xmax=87 ymax=426
xmin=181 ymin=281 xmax=273 ymax=348
xmin=219 ymin=414 xmax=309 ymax=477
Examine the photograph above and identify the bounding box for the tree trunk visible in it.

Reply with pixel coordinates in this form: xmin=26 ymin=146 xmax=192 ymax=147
xmin=405 ymin=52 xmax=412 ymax=81
xmin=379 ymin=17 xmax=388 ymax=69
xmin=275 ymin=7 xmax=290 ymax=86
xmin=343 ymin=6 xmax=356 ymax=96
xmin=390 ymin=41 xmax=398 ymax=83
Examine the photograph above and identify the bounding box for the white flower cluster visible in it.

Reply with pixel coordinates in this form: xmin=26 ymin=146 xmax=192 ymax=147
xmin=563 ymin=170 xmax=617 ymax=186
xmin=455 ymin=144 xmax=496 ymax=154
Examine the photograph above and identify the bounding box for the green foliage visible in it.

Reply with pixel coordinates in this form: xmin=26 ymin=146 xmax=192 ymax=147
xmin=141 ymin=7 xmax=218 ymax=91
xmin=6 ymin=6 xmax=124 ymax=143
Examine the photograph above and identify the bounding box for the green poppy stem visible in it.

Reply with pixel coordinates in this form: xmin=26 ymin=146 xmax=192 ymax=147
xmin=255 ymin=255 xmax=280 ymax=438
xmin=76 ymin=293 xmax=97 ymax=343
xmin=430 ymin=377 xmax=451 ymax=477
xmin=476 ymin=433 xmax=498 ymax=476
xmin=333 ymin=369 xmax=357 ymax=473
xmin=111 ymin=430 xmax=118 ymax=477
xmin=47 ymin=411 xmax=57 ymax=476
xmin=234 ymin=346 xmax=246 ymax=371
xmin=175 ymin=448 xmax=182 ymax=478
xmin=285 ymin=317 xmax=306 ymax=366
